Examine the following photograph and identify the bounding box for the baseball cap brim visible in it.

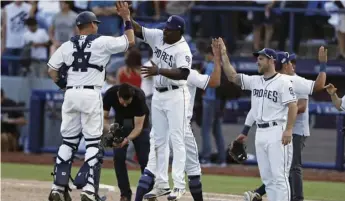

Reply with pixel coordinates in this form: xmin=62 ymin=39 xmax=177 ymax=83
xmin=93 ymin=20 xmax=101 ymax=24
xmin=289 ymin=53 xmax=296 ymax=60
xmin=253 ymin=50 xmax=266 ymax=57
xmin=165 ymin=23 xmax=181 ymax=30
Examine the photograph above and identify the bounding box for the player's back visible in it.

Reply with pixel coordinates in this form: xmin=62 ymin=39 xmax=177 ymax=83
xmin=50 ymin=34 xmax=129 ymax=87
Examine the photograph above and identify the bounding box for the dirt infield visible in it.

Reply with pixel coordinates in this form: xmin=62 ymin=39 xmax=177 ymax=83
xmin=1 ymin=179 xmax=247 ymax=201
xmin=2 ymin=152 xmax=345 ymax=182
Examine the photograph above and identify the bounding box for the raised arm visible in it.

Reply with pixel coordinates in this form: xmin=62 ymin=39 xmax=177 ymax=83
xmin=130 ymin=18 xmax=143 ymax=39
xmin=312 ymin=46 xmax=327 ymax=92
xmin=218 ymin=38 xmax=242 ymax=87
xmin=324 ymin=83 xmax=344 ymax=111
xmin=116 ymin=2 xmax=135 ymax=47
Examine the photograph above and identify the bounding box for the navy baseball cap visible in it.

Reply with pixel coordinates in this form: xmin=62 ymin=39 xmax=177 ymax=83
xmin=76 ymin=11 xmax=100 ymax=26
xmin=165 ymin=15 xmax=185 ymax=32
xmin=275 ymin=51 xmax=294 ymax=70
xmin=253 ymin=48 xmax=277 ymax=60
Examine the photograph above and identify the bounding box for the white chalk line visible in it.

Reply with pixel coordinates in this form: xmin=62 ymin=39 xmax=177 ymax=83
xmin=3 ymin=180 xmax=319 ymax=201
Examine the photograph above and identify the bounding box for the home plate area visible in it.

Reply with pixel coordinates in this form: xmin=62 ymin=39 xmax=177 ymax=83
xmin=1 ymin=179 xmax=247 ymax=201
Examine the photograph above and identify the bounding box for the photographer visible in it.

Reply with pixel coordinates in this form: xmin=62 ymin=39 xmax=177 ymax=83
xmin=103 ymin=83 xmax=150 ymax=201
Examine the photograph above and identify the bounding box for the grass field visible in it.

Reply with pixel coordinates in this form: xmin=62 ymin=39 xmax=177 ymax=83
xmin=1 ymin=163 xmax=345 ymax=201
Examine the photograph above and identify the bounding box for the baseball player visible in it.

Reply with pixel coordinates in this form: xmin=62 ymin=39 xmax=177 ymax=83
xmin=219 ymin=39 xmax=298 ymax=201
xmin=47 ymin=3 xmax=135 ymax=201
xmin=324 ymin=84 xmax=345 ymax=111
xmin=134 ymin=39 xmax=222 ymax=201
xmin=237 ymin=49 xmax=328 ymax=201
xmin=130 ymin=15 xmax=192 ymax=200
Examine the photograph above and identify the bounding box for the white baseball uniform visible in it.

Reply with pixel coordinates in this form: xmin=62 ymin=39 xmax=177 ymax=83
xmin=341 ymin=95 xmax=345 ymax=111
xmin=241 ymin=72 xmax=314 ymax=200
xmin=240 ymin=73 xmax=297 ymax=201
xmin=142 ymin=27 xmax=192 ymax=189
xmin=146 ymin=69 xmax=209 ymax=179
xmin=48 ymin=34 xmax=129 ymax=193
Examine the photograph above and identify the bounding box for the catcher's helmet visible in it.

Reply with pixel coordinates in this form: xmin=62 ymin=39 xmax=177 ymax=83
xmin=76 ymin=11 xmax=101 ymax=26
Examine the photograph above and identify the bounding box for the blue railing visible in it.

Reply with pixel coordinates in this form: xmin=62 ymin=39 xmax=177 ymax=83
xmin=190 ymin=5 xmax=345 ymax=53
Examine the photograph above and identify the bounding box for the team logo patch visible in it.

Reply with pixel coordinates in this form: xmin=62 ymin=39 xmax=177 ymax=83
xmin=185 ymin=56 xmax=190 ymax=64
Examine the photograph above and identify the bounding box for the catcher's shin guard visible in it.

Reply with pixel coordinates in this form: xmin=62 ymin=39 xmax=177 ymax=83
xmin=74 ymin=137 xmax=105 ymax=200
xmin=135 ymin=169 xmax=155 ymax=201
xmin=188 ymin=175 xmax=203 ymax=201
xmin=52 ymin=135 xmax=81 ymax=187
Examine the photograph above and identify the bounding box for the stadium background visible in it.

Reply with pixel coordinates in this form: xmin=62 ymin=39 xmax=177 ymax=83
xmin=1 ymin=1 xmax=345 ymax=199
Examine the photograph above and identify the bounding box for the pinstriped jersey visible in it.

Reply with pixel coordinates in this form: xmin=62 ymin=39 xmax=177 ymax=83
xmin=141 ymin=27 xmax=192 ymax=88
xmin=240 ymin=73 xmax=297 ymax=124
xmin=186 ymin=69 xmax=210 ymax=121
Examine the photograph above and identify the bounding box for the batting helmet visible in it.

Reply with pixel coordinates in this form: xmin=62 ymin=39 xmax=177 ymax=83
xmin=76 ymin=11 xmax=101 ymax=26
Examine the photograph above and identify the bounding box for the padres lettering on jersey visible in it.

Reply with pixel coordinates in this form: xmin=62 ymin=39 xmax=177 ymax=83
xmin=142 ymin=27 xmax=192 ymax=88
xmin=48 ymin=35 xmax=129 ymax=87
xmin=240 ymin=73 xmax=296 ymax=123
xmin=186 ymin=69 xmax=210 ymax=120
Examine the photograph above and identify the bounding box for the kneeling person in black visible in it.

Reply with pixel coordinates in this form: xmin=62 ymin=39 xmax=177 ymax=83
xmin=103 ymin=83 xmax=150 ymax=201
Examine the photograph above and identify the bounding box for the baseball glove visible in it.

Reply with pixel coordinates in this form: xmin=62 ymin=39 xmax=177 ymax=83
xmin=101 ymin=123 xmax=125 ymax=147
xmin=228 ymin=140 xmax=248 ymax=164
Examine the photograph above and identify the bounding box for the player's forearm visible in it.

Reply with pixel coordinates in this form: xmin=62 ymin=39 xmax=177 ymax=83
xmin=127 ymin=126 xmax=143 ymax=141
xmin=48 ymin=68 xmax=59 ymax=82
xmin=313 ymin=71 xmax=326 ymax=93
xmin=330 ymin=93 xmax=342 ymax=111
xmin=297 ymin=99 xmax=307 ymax=114
xmin=130 ymin=18 xmax=143 ymax=39
xmin=221 ymin=52 xmax=239 ymax=84
xmin=158 ymin=68 xmax=189 ymax=80
xmin=286 ymin=102 xmax=298 ymax=131
xmin=208 ymin=56 xmax=221 ymax=87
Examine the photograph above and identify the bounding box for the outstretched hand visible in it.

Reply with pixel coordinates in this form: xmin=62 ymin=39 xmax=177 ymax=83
xmin=211 ymin=38 xmax=221 ymax=59
xmin=318 ymin=46 xmax=328 ymax=63
xmin=141 ymin=60 xmax=159 ymax=78
xmin=324 ymin=83 xmax=337 ymax=95
xmin=116 ymin=1 xmax=130 ymax=20
xmin=218 ymin=37 xmax=227 ymax=55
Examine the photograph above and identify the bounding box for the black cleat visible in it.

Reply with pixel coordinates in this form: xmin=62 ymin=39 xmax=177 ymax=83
xmin=48 ymin=190 xmax=64 ymax=201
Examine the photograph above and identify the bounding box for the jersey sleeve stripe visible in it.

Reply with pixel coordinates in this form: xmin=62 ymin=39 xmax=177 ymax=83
xmin=178 ymin=65 xmax=189 ymax=69
xmin=202 ymin=76 xmax=210 ymax=90
xmin=282 ymin=99 xmax=297 ymax=105
xmin=240 ymin=74 xmax=245 ymax=89
xmin=142 ymin=27 xmax=147 ymax=42
xmin=47 ymin=63 xmax=58 ymax=71
xmin=123 ymin=34 xmax=129 ymax=52
xmin=309 ymin=81 xmax=315 ymax=95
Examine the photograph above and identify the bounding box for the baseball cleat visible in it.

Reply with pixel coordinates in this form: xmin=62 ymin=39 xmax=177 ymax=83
xmin=144 ymin=188 xmax=171 ymax=199
xmin=81 ymin=191 xmax=97 ymax=201
xmin=244 ymin=191 xmax=262 ymax=201
xmin=48 ymin=190 xmax=64 ymax=201
xmin=167 ymin=188 xmax=186 ymax=201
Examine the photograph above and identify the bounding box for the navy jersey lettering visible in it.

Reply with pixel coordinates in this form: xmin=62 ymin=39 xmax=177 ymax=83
xmin=154 ymin=46 xmax=173 ymax=67
xmin=253 ymin=89 xmax=278 ymax=103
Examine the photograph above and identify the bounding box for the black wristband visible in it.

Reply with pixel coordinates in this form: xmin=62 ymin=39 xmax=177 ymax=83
xmin=242 ymin=125 xmax=251 ymax=136
xmin=55 ymin=79 xmax=67 ymax=89
xmin=124 ymin=21 xmax=132 ymax=31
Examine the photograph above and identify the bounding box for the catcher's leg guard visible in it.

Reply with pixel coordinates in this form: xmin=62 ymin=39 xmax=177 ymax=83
xmin=188 ymin=175 xmax=203 ymax=201
xmin=74 ymin=136 xmax=104 ymax=200
xmin=50 ymin=135 xmax=81 ymax=201
xmin=134 ymin=169 xmax=155 ymax=201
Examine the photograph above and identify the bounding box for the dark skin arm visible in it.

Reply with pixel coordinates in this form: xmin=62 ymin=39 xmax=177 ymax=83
xmin=141 ymin=61 xmax=190 ymax=80
xmin=131 ymin=18 xmax=143 ymax=39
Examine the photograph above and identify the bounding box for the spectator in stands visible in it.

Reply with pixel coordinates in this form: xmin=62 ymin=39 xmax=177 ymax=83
xmin=200 ymin=46 xmax=226 ymax=167
xmin=326 ymin=0 xmax=345 ymax=60
xmin=165 ymin=1 xmax=194 ymax=16
xmin=89 ymin=1 xmax=121 ymax=36
xmin=251 ymin=0 xmax=275 ymax=51
xmin=277 ymin=1 xmax=307 ymax=54
xmin=49 ymin=1 xmax=77 ymax=56
xmin=1 ymin=1 xmax=35 ymax=75
xmin=116 ymin=47 xmax=142 ymax=88
xmin=1 ymin=89 xmax=27 ymax=152
xmin=73 ymin=0 xmax=89 ymax=13
xmin=23 ymin=17 xmax=50 ymax=77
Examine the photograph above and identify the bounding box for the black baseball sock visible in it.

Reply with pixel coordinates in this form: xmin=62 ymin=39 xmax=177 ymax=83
xmin=255 ymin=184 xmax=266 ymax=196
xmin=188 ymin=175 xmax=203 ymax=201
xmin=134 ymin=169 xmax=155 ymax=201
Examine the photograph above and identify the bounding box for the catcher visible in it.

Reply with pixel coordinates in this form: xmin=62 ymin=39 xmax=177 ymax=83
xmin=103 ymin=83 xmax=150 ymax=201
